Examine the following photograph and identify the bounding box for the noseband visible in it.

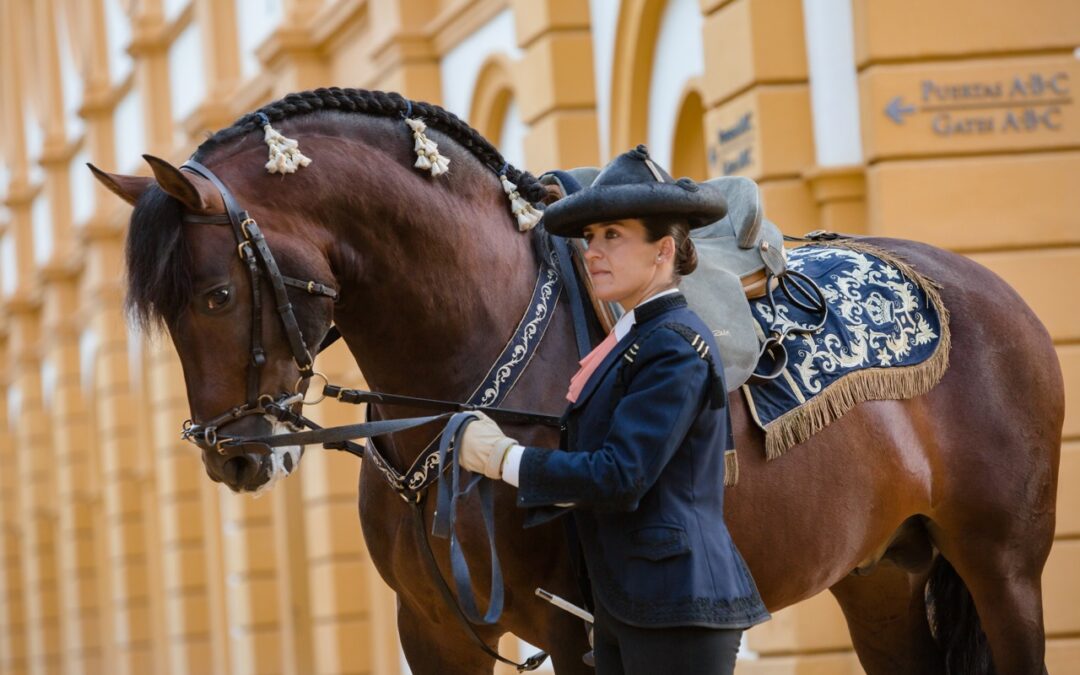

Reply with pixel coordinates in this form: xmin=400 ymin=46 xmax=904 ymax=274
xmin=178 ymin=160 xmax=339 ymax=452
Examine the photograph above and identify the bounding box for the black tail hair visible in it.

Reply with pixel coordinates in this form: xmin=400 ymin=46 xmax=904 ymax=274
xmin=926 ymin=556 xmax=996 ymax=674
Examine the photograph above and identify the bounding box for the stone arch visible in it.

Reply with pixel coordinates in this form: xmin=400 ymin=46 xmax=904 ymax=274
xmin=468 ymin=53 xmax=516 ymax=147
xmin=468 ymin=53 xmax=527 ymax=168
xmin=608 ymin=0 xmax=667 ymax=155
xmin=670 ymin=80 xmax=707 ymax=180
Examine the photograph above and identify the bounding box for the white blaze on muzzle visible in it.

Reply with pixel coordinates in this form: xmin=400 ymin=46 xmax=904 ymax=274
xmin=246 ymin=417 xmax=304 ymax=498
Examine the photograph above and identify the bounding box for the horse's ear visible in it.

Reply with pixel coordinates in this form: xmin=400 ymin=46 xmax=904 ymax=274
xmin=87 ymin=163 xmax=153 ymax=206
xmin=142 ymin=154 xmax=215 ymax=212
xmin=541 ymin=183 xmax=564 ymax=205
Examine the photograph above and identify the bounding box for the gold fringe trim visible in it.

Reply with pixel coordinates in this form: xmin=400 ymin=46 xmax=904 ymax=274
xmin=759 ymin=238 xmax=952 ymax=460
xmin=724 ymin=449 xmax=739 ymax=487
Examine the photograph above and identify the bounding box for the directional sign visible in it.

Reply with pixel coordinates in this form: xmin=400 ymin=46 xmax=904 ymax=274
xmin=884 ymin=96 xmax=915 ymax=125
xmin=708 ymin=111 xmax=756 ymax=176
xmin=861 ymin=56 xmax=1080 ymax=160
xmin=705 ymin=87 xmax=814 ymax=180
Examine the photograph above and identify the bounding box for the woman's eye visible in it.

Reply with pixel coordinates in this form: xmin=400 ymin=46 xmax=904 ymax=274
xmin=583 ymin=233 xmax=593 ymax=244
xmin=605 ymin=229 xmax=619 ymax=239
xmin=206 ymin=288 xmax=231 ymax=310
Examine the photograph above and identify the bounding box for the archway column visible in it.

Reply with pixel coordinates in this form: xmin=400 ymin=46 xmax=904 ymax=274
xmin=699 ymin=0 xmax=858 ymax=668
xmin=512 ymin=0 xmax=599 ymax=170
xmin=6 ymin=291 xmax=49 ymax=675
xmin=798 ymin=0 xmax=866 ymax=232
xmin=69 ymin=1 xmax=120 ymax=671
xmin=2 ymin=2 xmax=63 ymax=672
xmin=0 ymin=325 xmax=27 ymax=675
xmin=34 ymin=1 xmax=111 ymax=671
xmin=185 ymin=0 xmax=242 ymax=142
xmin=803 ymin=165 xmax=866 ymax=233
xmin=700 ymin=0 xmax=819 ymax=231
xmin=299 ymin=344 xmax=393 ymax=675
xmin=366 ymin=0 xmax=441 ymax=100
xmin=854 ymin=3 xmax=1080 ymax=664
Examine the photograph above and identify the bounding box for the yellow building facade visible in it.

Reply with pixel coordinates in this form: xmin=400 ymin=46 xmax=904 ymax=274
xmin=0 ymin=0 xmax=1076 ymax=673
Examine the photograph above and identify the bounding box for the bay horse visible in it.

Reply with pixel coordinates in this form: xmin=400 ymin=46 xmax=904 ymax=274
xmin=90 ymin=88 xmax=1062 ymax=674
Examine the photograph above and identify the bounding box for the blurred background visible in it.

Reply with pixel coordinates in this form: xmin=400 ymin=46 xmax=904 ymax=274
xmin=0 ymin=0 xmax=1077 ymax=673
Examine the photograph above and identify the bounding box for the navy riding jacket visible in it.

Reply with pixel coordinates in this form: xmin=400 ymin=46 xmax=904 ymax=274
xmin=517 ymin=293 xmax=769 ymax=629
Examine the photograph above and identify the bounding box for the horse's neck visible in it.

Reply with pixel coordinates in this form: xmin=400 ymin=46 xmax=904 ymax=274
xmin=331 ymin=204 xmax=540 ymax=406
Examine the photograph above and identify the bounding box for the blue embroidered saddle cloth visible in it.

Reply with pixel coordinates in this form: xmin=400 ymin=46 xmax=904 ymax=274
xmin=742 ymin=243 xmax=949 ymax=459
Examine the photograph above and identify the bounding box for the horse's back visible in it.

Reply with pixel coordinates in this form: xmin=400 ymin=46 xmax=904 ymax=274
xmin=864 ymin=236 xmax=1063 ymax=426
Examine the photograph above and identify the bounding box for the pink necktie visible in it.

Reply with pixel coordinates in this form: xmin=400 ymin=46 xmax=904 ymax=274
xmin=566 ymin=330 xmax=620 ymax=403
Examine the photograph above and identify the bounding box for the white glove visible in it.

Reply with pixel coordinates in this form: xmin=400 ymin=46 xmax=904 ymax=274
xmin=458 ymin=412 xmax=518 ymax=479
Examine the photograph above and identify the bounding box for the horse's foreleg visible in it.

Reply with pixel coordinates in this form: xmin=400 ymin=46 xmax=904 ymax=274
xmin=829 ymin=561 xmax=944 ymax=675
xmin=397 ymin=601 xmax=498 ymax=675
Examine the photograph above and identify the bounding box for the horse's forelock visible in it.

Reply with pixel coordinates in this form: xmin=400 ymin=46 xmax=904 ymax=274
xmin=125 ymin=184 xmax=193 ymax=331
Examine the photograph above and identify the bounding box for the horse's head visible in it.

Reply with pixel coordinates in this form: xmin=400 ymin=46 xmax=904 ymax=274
xmin=86 ymin=88 xmax=558 ymax=496
xmin=89 ymin=154 xmax=337 ymax=494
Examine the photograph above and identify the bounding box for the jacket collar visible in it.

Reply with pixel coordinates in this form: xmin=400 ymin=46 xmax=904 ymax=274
xmin=565 ymin=292 xmax=687 ymax=413
xmin=635 ymin=291 xmax=687 ymax=324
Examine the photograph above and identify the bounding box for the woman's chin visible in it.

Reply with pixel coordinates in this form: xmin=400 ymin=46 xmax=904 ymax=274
xmin=593 ymin=287 xmax=620 ymax=304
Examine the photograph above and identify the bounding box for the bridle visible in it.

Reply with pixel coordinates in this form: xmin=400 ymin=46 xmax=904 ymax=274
xmin=177 ymin=159 xmax=339 ymax=452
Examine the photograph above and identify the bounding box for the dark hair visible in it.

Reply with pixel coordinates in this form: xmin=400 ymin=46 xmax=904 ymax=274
xmin=642 ymin=217 xmax=697 ymax=277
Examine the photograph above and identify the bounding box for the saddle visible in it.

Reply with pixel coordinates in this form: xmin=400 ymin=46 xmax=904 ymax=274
xmin=542 ymin=169 xmax=814 ymax=390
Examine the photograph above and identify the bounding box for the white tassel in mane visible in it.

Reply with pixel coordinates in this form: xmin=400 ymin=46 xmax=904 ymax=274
xmin=500 ymin=174 xmax=542 ymax=231
xmin=261 ymin=120 xmax=312 ymax=174
xmin=405 ymin=117 xmax=450 ymax=177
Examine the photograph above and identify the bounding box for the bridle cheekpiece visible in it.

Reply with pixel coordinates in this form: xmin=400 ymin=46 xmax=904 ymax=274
xmin=178 ymin=159 xmax=338 ymax=453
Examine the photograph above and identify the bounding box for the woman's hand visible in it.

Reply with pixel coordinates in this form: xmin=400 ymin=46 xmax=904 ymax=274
xmin=459 ymin=412 xmax=518 ymax=479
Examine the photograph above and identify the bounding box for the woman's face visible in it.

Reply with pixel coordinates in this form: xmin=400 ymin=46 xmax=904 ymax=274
xmin=582 ymin=219 xmax=675 ymax=308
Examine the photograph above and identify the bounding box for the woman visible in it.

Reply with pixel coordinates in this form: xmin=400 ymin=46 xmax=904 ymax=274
xmin=460 ymin=145 xmax=769 ymax=674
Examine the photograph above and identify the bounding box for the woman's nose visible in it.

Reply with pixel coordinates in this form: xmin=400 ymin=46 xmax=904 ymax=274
xmin=583 ymin=245 xmax=600 ymax=261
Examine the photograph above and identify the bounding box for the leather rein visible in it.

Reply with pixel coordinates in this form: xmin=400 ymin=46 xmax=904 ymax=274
xmin=174 ymin=160 xmax=562 ymax=671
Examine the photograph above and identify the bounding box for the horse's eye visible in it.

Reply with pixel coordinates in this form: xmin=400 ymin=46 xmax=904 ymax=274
xmin=206 ymin=287 xmax=231 ymax=310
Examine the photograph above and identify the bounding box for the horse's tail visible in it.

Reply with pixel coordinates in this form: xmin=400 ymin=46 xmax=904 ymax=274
xmin=925 ymin=555 xmax=996 ymax=674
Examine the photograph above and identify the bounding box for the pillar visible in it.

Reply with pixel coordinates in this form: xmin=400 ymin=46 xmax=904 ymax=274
xmin=512 ymin=0 xmax=599 ymax=169
xmin=300 ymin=343 xmax=388 ymax=675
xmin=0 ymin=319 xmax=28 ymax=675
xmin=366 ymin=0 xmax=442 ymax=101
xmin=80 ymin=0 xmax=159 ymax=665
xmin=700 ymin=0 xmax=819 ymax=231
xmin=4 ymin=1 xmax=62 ymax=672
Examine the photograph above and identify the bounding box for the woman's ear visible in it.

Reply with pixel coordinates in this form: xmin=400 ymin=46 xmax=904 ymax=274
xmin=659 ymin=236 xmax=676 ymax=261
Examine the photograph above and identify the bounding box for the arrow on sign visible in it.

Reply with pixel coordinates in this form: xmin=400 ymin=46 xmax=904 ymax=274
xmin=884 ymin=96 xmax=916 ymax=125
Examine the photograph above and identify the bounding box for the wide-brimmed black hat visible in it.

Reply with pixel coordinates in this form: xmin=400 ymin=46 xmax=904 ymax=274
xmin=542 ymin=145 xmax=728 ymax=238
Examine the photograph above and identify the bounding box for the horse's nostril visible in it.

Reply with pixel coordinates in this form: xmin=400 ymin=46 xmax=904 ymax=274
xmin=223 ymin=456 xmax=253 ymax=484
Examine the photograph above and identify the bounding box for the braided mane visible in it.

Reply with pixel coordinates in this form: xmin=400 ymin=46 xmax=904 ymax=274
xmin=193 ymin=87 xmax=548 ymax=204
xmin=126 ymin=87 xmax=548 ymax=332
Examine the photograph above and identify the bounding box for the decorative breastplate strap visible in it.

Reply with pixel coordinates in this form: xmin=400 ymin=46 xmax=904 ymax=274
xmin=365 ymin=251 xmax=562 ymax=500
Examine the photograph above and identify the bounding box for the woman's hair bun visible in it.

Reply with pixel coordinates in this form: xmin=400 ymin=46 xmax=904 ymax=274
xmin=676 ymin=236 xmax=698 ymax=275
